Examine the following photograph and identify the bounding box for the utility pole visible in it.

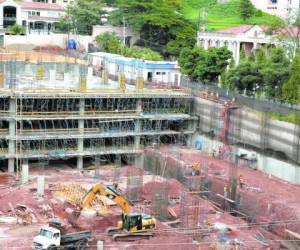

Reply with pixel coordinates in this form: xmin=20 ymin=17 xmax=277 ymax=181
xmin=123 ymin=16 xmax=126 ymax=45
xmin=200 ymin=8 xmax=207 ymax=32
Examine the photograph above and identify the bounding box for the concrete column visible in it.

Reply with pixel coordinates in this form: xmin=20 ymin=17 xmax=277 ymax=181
xmin=8 ymin=158 xmax=14 ymax=173
xmin=134 ymin=99 xmax=143 ymax=167
xmin=211 ymin=40 xmax=216 ymax=47
xmin=228 ymin=41 xmax=234 ymax=52
xmin=21 ymin=163 xmax=29 ymax=185
xmin=49 ymin=69 xmax=56 ymax=82
xmin=134 ymin=99 xmax=142 ymax=150
xmin=77 ymin=156 xmax=83 ymax=170
xmin=235 ymin=42 xmax=241 ymax=65
xmin=187 ymin=120 xmax=196 ymax=146
xmin=37 ymin=175 xmax=45 ymax=196
xmin=9 ymin=120 xmax=15 ymax=154
xmin=135 ymin=154 xmax=144 ymax=168
xmin=295 ymin=166 xmax=300 ymax=185
xmin=64 ymin=73 xmax=71 ymax=87
xmin=8 ymin=98 xmax=16 ymax=173
xmin=87 ymin=67 xmax=93 ymax=78
xmin=204 ymin=39 xmax=209 ymax=50
xmin=77 ymin=98 xmax=84 ymax=169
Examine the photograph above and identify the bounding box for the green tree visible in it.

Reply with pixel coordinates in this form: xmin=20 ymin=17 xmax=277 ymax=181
xmin=123 ymin=46 xmax=163 ymax=60
xmin=255 ymin=47 xmax=268 ymax=65
xmin=274 ymin=13 xmax=300 ymax=59
xmin=166 ymin=21 xmax=196 ymax=57
xmin=226 ymin=62 xmax=263 ymax=95
xmin=260 ymin=47 xmax=290 ymax=100
xmin=8 ymin=24 xmax=26 ymax=35
xmin=96 ymin=32 xmax=121 ymax=53
xmin=96 ymin=32 xmax=163 ymax=60
xmin=111 ymin=0 xmax=195 ymax=57
xmin=103 ymin=0 xmax=116 ymax=6
xmin=282 ymin=53 xmax=300 ymax=105
xmin=239 ymin=0 xmax=254 ymax=20
xmin=62 ymin=0 xmax=105 ymax=35
xmin=178 ymin=46 xmax=232 ymax=83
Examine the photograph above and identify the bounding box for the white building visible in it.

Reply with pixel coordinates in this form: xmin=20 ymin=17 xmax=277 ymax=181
xmin=197 ymin=25 xmax=272 ymax=64
xmin=251 ymin=0 xmax=300 ymax=20
xmin=89 ymin=52 xmax=181 ymax=86
xmin=0 ymin=0 xmax=65 ymax=33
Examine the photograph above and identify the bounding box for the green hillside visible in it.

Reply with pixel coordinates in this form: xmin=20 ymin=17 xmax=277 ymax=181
xmin=182 ymin=0 xmax=283 ymax=30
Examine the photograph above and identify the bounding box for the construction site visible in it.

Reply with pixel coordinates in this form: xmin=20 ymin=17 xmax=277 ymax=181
xmin=0 ymin=51 xmax=299 ymax=250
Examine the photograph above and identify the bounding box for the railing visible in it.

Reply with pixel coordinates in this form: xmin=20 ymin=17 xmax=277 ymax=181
xmin=16 ymin=110 xmax=138 ymax=117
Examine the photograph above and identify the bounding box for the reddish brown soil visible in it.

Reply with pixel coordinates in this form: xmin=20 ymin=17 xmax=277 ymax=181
xmin=146 ymin=146 xmax=300 ymax=242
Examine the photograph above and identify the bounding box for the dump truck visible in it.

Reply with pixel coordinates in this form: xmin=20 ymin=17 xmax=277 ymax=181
xmin=32 ymin=219 xmax=91 ymax=250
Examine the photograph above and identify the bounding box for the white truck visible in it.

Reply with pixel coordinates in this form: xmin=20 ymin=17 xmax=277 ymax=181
xmin=32 ymin=220 xmax=91 ymax=250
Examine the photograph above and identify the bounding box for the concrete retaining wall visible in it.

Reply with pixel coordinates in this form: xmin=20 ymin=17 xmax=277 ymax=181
xmin=3 ymin=34 xmax=94 ymax=51
xmin=194 ymin=96 xmax=300 ymax=166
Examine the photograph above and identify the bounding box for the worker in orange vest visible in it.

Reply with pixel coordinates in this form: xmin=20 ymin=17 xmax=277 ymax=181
xmin=239 ymin=174 xmax=245 ymax=188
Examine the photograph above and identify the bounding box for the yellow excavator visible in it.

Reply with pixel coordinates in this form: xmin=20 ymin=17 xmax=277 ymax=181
xmin=78 ymin=183 xmax=156 ymax=241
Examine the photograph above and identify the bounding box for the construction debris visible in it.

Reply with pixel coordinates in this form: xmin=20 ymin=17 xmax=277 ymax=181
xmin=51 ymin=183 xmax=110 ymax=216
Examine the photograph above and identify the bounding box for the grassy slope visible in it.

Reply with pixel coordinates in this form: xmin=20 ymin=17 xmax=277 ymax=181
xmin=182 ymin=0 xmax=283 ymax=30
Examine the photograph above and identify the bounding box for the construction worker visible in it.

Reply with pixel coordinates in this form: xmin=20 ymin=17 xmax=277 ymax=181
xmin=223 ymin=184 xmax=229 ymax=210
xmin=239 ymin=174 xmax=245 ymax=189
xmin=224 ymin=184 xmax=228 ymax=198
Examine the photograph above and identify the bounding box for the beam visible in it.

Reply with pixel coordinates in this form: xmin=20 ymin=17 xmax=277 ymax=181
xmin=285 ymin=229 xmax=300 ymax=240
xmin=216 ymin=193 xmax=235 ymax=203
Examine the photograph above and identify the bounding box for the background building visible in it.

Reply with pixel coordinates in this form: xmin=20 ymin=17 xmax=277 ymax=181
xmin=197 ymin=25 xmax=272 ymax=64
xmin=0 ymin=0 xmax=65 ymax=33
xmin=251 ymin=0 xmax=300 ymax=20
xmin=89 ymin=52 xmax=182 ymax=86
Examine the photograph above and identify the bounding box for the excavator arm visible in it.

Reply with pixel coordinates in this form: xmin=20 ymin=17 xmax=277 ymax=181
xmin=81 ymin=183 xmax=131 ymax=215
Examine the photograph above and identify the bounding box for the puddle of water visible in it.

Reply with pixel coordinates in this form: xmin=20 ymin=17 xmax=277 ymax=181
xmin=0 ymin=174 xmax=14 ymax=185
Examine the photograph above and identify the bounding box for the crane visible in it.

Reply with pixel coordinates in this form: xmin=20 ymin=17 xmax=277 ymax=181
xmin=77 ymin=183 xmax=156 ymax=241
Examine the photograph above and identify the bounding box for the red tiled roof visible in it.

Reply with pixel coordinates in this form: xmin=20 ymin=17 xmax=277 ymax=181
xmin=218 ymin=25 xmax=255 ymax=34
xmin=21 ymin=2 xmax=65 ymax=11
xmin=274 ymin=27 xmax=300 ymax=37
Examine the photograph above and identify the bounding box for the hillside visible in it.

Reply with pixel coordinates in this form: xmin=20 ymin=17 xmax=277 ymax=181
xmin=182 ymin=0 xmax=283 ymax=30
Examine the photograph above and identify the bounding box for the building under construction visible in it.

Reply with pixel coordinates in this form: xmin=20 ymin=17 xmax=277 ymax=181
xmin=0 ymin=52 xmax=195 ymax=173
xmin=1 ymin=51 xmax=300 ymax=250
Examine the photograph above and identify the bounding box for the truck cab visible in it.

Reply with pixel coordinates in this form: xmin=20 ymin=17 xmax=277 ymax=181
xmin=33 ymin=226 xmax=61 ymax=250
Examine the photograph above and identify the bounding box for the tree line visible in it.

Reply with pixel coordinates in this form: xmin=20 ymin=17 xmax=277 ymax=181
xmin=58 ymin=0 xmax=196 ymax=58
xmin=58 ymin=0 xmax=300 ymax=105
xmin=178 ymin=45 xmax=300 ymax=105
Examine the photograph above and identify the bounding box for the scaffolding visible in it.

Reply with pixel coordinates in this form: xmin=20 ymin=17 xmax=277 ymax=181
xmin=0 ymin=52 xmax=195 ymax=170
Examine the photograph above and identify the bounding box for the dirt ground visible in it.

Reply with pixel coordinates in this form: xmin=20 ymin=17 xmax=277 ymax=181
xmin=146 ymin=146 xmax=300 ymax=246
xmin=0 ymin=154 xmax=289 ymax=249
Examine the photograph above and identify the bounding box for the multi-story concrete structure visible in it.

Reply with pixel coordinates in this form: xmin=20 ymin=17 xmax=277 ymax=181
xmin=0 ymin=52 xmax=195 ymax=172
xmin=197 ymin=25 xmax=272 ymax=64
xmin=89 ymin=52 xmax=182 ymax=86
xmin=251 ymin=0 xmax=300 ymax=20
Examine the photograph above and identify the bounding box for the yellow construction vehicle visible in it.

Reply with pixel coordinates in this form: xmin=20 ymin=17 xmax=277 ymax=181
xmin=79 ymin=183 xmax=156 ymax=241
